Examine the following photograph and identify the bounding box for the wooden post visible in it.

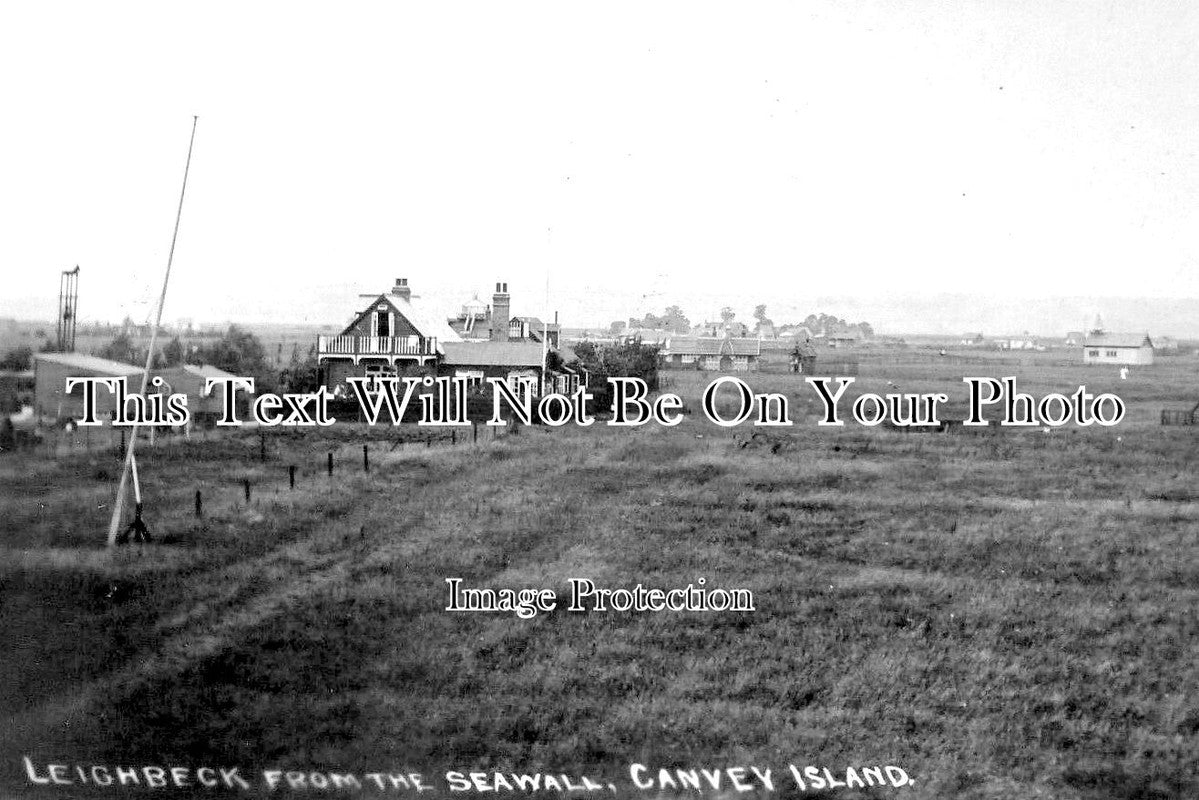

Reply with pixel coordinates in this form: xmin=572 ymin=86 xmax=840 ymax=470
xmin=452 ymin=429 xmax=457 ymax=445
xmin=473 ymin=422 xmax=478 ymax=444
xmin=118 ymin=430 xmax=126 ymax=460
xmin=243 ymin=479 xmax=251 ymax=503
xmin=328 ymin=451 xmax=334 ymax=476
xmin=260 ymin=432 xmax=266 ymax=461
xmin=363 ymin=444 xmax=369 ymax=473
xmin=195 ymin=489 xmax=202 ymax=517
xmin=289 ymin=465 xmax=296 ymax=490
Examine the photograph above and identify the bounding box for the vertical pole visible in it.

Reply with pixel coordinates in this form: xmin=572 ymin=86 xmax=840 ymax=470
xmin=473 ymin=422 xmax=478 ymax=444
xmin=260 ymin=432 xmax=266 ymax=461
xmin=243 ymin=479 xmax=251 ymax=504
xmin=119 ymin=430 xmax=126 ymax=460
xmin=289 ymin=465 xmax=296 ymax=489
xmin=107 ymin=117 xmax=199 ymax=547
xmin=328 ymin=452 xmax=333 ymax=476
xmin=363 ymin=444 xmax=369 ymax=473
xmin=195 ymin=489 xmax=202 ymax=517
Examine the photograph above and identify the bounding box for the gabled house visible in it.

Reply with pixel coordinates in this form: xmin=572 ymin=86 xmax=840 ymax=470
xmin=318 ymin=279 xmax=579 ymax=400
xmin=660 ymin=336 xmax=761 ymax=372
xmin=317 ymin=278 xmax=461 ymax=389
xmin=1082 ymin=332 xmax=1154 ymax=365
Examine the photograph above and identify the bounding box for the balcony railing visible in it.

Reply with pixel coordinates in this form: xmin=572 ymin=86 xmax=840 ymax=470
xmin=317 ymin=335 xmax=437 ymax=357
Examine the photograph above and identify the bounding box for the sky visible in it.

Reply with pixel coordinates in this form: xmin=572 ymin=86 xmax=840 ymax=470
xmin=1 ymin=2 xmax=1196 ymax=334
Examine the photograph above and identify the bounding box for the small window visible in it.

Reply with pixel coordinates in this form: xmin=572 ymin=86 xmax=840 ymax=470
xmin=1106 ymin=350 xmax=1118 ymax=357
xmin=1088 ymin=350 xmax=1099 ymax=357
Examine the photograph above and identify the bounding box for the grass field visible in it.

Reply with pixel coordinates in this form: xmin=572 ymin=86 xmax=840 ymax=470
xmin=1 ymin=352 xmax=1197 ymax=799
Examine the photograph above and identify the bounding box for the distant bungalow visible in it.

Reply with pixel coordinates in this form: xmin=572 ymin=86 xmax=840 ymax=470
xmin=1082 ymin=331 xmax=1154 ymax=366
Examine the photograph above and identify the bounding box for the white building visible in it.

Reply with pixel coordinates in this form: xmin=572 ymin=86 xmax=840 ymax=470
xmin=1082 ymin=332 xmax=1154 ymax=365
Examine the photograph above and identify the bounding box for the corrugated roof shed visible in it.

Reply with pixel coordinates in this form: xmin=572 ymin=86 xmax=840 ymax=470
xmin=34 ymin=352 xmax=144 ymax=375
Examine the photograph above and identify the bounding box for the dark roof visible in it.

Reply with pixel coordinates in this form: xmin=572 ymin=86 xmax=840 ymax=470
xmin=663 ymin=336 xmax=762 ymax=357
xmin=441 ymin=341 xmax=545 ymax=367
xmin=345 ymin=293 xmax=462 ymax=345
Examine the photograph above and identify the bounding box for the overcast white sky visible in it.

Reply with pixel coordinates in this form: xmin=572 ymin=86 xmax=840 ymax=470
xmin=1 ymin=2 xmax=1196 ymax=332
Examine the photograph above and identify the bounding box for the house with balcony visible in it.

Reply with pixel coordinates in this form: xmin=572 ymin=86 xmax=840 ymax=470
xmin=318 ymin=279 xmax=581 ymax=400
xmin=317 ymin=279 xmax=462 ymax=391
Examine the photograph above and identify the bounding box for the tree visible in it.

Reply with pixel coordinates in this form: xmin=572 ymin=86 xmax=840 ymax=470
xmin=752 ymin=304 xmax=774 ymax=333
xmin=279 ymin=344 xmax=320 ymax=394
xmin=661 ymin=305 xmax=690 ymax=334
xmin=0 ymin=346 xmax=33 ymax=371
xmin=191 ymin=325 xmax=276 ymax=391
xmin=98 ymin=333 xmax=141 ymax=365
xmin=720 ymin=306 xmax=736 ymax=325
xmin=162 ymin=337 xmax=185 ymax=367
xmin=608 ymin=320 xmax=627 ymax=335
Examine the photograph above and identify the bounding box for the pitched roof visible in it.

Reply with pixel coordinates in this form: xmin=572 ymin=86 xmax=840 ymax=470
xmin=441 ymin=341 xmax=545 ymax=367
xmin=1083 ymin=332 xmax=1152 ymax=348
xmin=348 ymin=293 xmax=463 ymax=345
xmin=181 ymin=363 xmax=239 ymax=379
xmin=664 ymin=336 xmax=726 ymax=355
xmin=34 ymin=352 xmax=145 ymax=375
xmin=663 ymin=336 xmax=762 ymax=357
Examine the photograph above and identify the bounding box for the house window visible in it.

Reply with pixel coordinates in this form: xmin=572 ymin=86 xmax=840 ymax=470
xmin=681 ymin=354 xmax=696 ymax=364
xmin=363 ymin=364 xmax=396 ymax=387
xmin=1088 ymin=350 xmax=1099 ymax=357
xmin=455 ymin=369 xmax=485 ymax=390
xmin=506 ymin=371 xmax=537 ymax=401
xmin=1106 ymin=350 xmax=1118 ymax=358
xmin=375 ymin=310 xmax=391 ymax=337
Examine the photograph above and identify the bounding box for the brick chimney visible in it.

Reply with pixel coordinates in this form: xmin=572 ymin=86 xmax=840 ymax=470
xmin=491 ymin=281 xmax=510 ymax=342
xmin=391 ymin=278 xmax=411 ymax=302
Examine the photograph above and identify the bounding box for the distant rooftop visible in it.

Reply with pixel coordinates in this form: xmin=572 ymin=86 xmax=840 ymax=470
xmin=34 ymin=352 xmax=144 ymax=375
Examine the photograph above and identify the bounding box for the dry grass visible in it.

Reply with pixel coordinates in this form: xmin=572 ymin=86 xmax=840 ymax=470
xmin=2 ymin=352 xmax=1198 ymax=799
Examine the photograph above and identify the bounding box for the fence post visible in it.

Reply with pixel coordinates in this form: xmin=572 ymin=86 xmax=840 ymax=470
xmin=118 ymin=430 xmax=126 ymax=460
xmin=452 ymin=429 xmax=457 ymax=445
xmin=328 ymin=452 xmax=334 ymax=477
xmin=243 ymin=479 xmax=251 ymax=504
xmin=289 ymin=465 xmax=296 ymax=490
xmin=473 ymin=423 xmax=478 ymax=444
xmin=195 ymin=489 xmax=202 ymax=518
xmin=260 ymin=432 xmax=266 ymax=461
xmin=363 ymin=444 xmax=369 ymax=473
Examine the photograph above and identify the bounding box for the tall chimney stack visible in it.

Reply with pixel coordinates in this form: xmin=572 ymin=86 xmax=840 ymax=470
xmin=491 ymin=281 xmax=510 ymax=342
xmin=391 ymin=278 xmax=411 ymax=302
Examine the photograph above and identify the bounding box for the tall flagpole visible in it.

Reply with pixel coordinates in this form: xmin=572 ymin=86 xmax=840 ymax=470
xmin=542 ymin=227 xmax=550 ymax=395
xmin=107 ymin=117 xmax=199 ymax=546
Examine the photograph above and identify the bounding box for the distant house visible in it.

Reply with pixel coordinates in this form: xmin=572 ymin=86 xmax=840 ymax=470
xmin=1154 ymin=336 xmax=1179 ymax=353
xmin=660 ymin=336 xmax=761 ymax=372
xmin=34 ymin=352 xmax=144 ymax=423
xmin=776 ymin=325 xmax=813 ymax=340
xmin=318 ymin=279 xmax=578 ymax=399
xmin=317 ymin=278 xmax=460 ymax=389
xmin=153 ymin=363 xmax=239 ymax=426
xmin=1082 ymin=332 xmax=1154 ymax=365
xmin=960 ymin=332 xmax=984 ymax=346
xmin=1064 ymin=331 xmax=1085 ymax=347
xmin=447 ymin=288 xmax=561 ymax=348
xmin=999 ymin=337 xmax=1042 ymax=351
xmin=826 ymin=331 xmax=862 ymax=348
